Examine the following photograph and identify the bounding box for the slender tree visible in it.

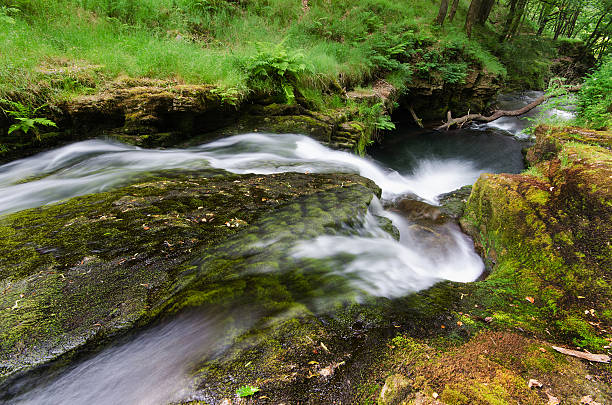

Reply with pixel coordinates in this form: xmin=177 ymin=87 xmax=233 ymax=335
xmin=435 ymin=0 xmax=450 ymax=25
xmin=448 ymin=0 xmax=460 ymax=22
xmin=501 ymin=0 xmax=519 ymax=40
xmin=465 ymin=0 xmax=482 ymax=37
xmin=477 ymin=0 xmax=496 ymax=24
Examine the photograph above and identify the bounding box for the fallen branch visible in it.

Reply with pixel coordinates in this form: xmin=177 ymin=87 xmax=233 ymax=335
xmin=552 ymin=346 xmax=610 ymax=363
xmin=409 ymin=105 xmax=424 ymax=128
xmin=436 ymin=85 xmax=581 ymax=131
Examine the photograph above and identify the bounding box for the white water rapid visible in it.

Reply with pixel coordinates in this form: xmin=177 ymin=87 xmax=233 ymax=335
xmin=0 ymin=133 xmax=484 ymax=216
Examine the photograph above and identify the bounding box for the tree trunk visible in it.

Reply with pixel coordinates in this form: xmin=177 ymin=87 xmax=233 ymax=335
xmin=465 ymin=0 xmax=482 ymax=37
xmin=435 ymin=0 xmax=450 ymax=25
xmin=508 ymin=0 xmax=528 ymax=39
xmin=585 ymin=12 xmax=608 ymax=49
xmin=448 ymin=0 xmax=460 ymax=22
xmin=500 ymin=0 xmax=518 ymax=40
xmin=436 ymin=85 xmax=582 ymax=130
xmin=477 ymin=0 xmax=495 ymax=25
xmin=552 ymin=0 xmax=567 ymax=40
xmin=566 ymin=9 xmax=580 ymax=38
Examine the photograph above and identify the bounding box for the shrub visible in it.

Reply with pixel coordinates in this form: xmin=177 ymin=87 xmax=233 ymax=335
xmin=576 ymin=58 xmax=612 ymax=129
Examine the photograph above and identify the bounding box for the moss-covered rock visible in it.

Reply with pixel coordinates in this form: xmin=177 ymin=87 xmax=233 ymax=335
xmin=373 ymin=331 xmax=610 ymax=404
xmin=461 ymin=126 xmax=611 ymax=350
xmin=0 ymin=169 xmax=380 ymax=383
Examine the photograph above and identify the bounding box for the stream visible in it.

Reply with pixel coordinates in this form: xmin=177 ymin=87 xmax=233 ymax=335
xmin=1 ymin=95 xmax=538 ymax=404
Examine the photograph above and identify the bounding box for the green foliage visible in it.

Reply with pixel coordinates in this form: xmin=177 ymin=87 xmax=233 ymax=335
xmin=523 ymin=78 xmax=577 ymax=130
xmin=521 ymin=166 xmax=546 ymax=179
xmin=354 ymin=102 xmax=395 ymax=155
xmin=243 ymin=42 xmax=310 ymax=104
xmin=576 ymin=58 xmax=612 ymax=129
xmin=556 ymin=315 xmax=609 ymax=350
xmin=236 ymin=384 xmax=260 ymax=397
xmin=0 ymin=0 xmax=513 ymax=107
xmin=0 ymin=99 xmax=57 ymax=138
xmin=0 ymin=5 xmax=19 ymax=24
xmin=482 ymin=34 xmax=553 ymax=89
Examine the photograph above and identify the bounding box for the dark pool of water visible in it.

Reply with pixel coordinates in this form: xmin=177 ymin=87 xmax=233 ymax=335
xmin=370 ymin=126 xmax=529 ymax=176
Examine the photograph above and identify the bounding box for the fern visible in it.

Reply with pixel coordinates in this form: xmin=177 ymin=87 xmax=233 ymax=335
xmin=1 ymin=99 xmax=57 ymax=139
xmin=9 ymin=118 xmax=57 ymax=135
xmin=0 ymin=6 xmax=19 ymax=25
xmin=243 ymin=42 xmax=310 ymax=104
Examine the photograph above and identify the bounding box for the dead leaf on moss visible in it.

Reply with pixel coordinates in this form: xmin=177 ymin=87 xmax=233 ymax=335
xmin=580 ymin=395 xmax=602 ymax=405
xmin=528 ymin=379 xmax=543 ymax=388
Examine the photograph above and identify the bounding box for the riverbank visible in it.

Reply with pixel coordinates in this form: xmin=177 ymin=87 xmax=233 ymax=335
xmin=1 ymin=0 xmax=592 ymax=161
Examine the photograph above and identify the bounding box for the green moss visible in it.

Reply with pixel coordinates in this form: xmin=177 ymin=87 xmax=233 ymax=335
xmin=0 ymin=169 xmax=380 ymax=382
xmin=440 ymin=387 xmax=469 ymax=405
xmin=460 ymin=127 xmax=612 ymax=350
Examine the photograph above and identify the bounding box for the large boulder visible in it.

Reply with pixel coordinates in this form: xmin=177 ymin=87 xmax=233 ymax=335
xmin=0 ymin=169 xmax=380 ymax=385
xmin=461 ymin=126 xmax=612 ymax=350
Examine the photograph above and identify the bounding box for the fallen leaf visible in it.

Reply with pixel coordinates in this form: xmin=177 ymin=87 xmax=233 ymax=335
xmin=457 ymin=321 xmax=463 ymax=327
xmin=320 ymin=342 xmax=329 ymax=352
xmin=552 ymin=346 xmax=610 ymax=363
xmin=539 ymin=347 xmax=547 ymax=353
xmin=525 ymin=296 xmax=535 ymax=303
xmin=485 ymin=316 xmax=493 ymax=323
xmin=432 ymin=392 xmax=439 ymax=399
xmin=528 ymin=379 xmax=543 ymax=388
xmin=318 ymin=366 xmax=333 ymax=377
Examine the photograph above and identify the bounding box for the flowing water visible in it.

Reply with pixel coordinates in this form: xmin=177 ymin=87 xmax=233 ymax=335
xmin=1 ymin=102 xmax=533 ymax=404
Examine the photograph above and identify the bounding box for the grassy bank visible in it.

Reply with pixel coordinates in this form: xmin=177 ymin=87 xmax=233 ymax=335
xmin=2 ymin=0 xmax=557 ymax=107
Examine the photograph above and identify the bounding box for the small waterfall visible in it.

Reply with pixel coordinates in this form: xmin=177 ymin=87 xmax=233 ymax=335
xmin=474 ymin=91 xmax=576 ymax=138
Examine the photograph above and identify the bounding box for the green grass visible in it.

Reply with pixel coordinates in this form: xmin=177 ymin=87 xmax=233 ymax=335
xmin=0 ymin=0 xmax=513 ymax=106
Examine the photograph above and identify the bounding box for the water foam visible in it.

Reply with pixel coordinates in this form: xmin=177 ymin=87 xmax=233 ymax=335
xmin=0 ymin=134 xmax=484 ymax=215
xmin=292 ymin=198 xmax=483 ymax=298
